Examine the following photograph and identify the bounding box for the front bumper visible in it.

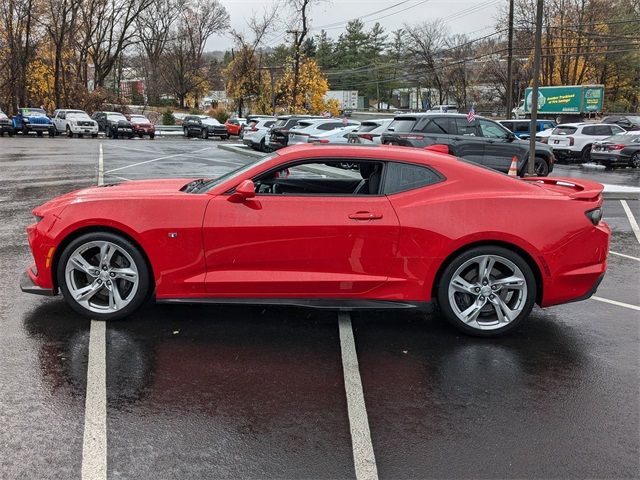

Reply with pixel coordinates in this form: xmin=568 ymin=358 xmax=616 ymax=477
xmin=20 ymin=269 xmax=55 ymax=296
xmin=69 ymin=125 xmax=99 ymax=134
xmin=25 ymin=123 xmax=53 ymax=131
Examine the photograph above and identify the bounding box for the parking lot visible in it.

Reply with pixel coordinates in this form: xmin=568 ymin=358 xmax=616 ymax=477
xmin=1 ymin=137 xmax=639 ymax=479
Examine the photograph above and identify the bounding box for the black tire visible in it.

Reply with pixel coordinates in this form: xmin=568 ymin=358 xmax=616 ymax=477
xmin=201 ymin=128 xmax=208 ymax=139
xmin=183 ymin=128 xmax=189 ymax=138
xmin=22 ymin=125 xmax=29 ymax=136
xmin=436 ymin=245 xmax=537 ymax=337
xmin=66 ymin=126 xmax=73 ymax=138
xmin=91 ymin=133 xmax=98 ymax=138
xmin=113 ymin=130 xmax=119 ymax=139
xmin=581 ymin=145 xmax=592 ymax=163
xmin=106 ymin=126 xmax=112 ymax=138
xmin=56 ymin=231 xmax=151 ymax=321
xmin=149 ymin=133 xmax=155 ymax=140
xmin=534 ymin=156 xmax=549 ymax=176
xmin=78 ymin=134 xmax=84 ymax=138
xmin=49 ymin=128 xmax=55 ymax=137
xmin=630 ymin=153 xmax=640 ymax=169
xmin=0 ymin=131 xmax=3 ymax=137
xmin=8 ymin=128 xmax=14 ymax=137
xmin=259 ymin=138 xmax=266 ymax=152
xmin=128 ymin=133 xmax=134 ymax=139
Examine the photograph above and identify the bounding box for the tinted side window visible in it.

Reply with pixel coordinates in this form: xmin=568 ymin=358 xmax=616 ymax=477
xmin=317 ymin=122 xmax=343 ymax=131
xmin=384 ymin=162 xmax=442 ymax=194
xmin=455 ymin=118 xmax=479 ymax=136
xmin=478 ymin=119 xmax=509 ymax=138
xmin=422 ymin=117 xmax=455 ymax=134
xmin=264 ymin=121 xmax=275 ymax=127
xmin=500 ymin=122 xmax=514 ymax=131
xmin=514 ymin=123 xmax=530 ymax=133
xmin=583 ymin=125 xmax=610 ymax=135
xmin=388 ymin=118 xmax=417 ymax=133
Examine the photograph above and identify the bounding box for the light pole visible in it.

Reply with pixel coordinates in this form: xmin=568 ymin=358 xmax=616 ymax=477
xmin=528 ymin=0 xmax=544 ymax=176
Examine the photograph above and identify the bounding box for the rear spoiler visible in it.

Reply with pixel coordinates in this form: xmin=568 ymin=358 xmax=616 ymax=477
xmin=521 ymin=177 xmax=604 ymax=200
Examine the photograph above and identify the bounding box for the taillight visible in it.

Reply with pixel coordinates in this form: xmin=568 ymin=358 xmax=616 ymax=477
xmin=399 ymin=134 xmax=425 ymax=140
xmin=608 ymin=144 xmax=625 ymax=151
xmin=310 ymin=138 xmax=329 ymax=143
xmin=585 ymin=207 xmax=603 ymax=225
xmin=359 ymin=133 xmax=374 ymax=141
xmin=539 ymin=137 xmax=548 ymax=144
xmin=568 ymin=136 xmax=574 ymax=146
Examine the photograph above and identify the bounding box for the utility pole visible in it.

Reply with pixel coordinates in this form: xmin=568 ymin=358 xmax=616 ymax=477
xmin=505 ymin=0 xmax=514 ymax=119
xmin=528 ymin=0 xmax=544 ymax=175
xmin=287 ymin=29 xmax=301 ymax=113
xmin=261 ymin=66 xmax=282 ymax=115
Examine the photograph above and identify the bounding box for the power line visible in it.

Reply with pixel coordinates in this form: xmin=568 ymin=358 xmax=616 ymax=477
xmin=318 ymin=0 xmax=432 ymax=31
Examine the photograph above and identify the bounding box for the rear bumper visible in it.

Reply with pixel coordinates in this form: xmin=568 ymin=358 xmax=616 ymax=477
xmin=20 ymin=268 xmax=55 ymax=296
xmin=551 ymin=148 xmax=581 ymax=158
xmin=590 ymin=152 xmax=630 ymax=166
xmin=540 ymin=221 xmax=610 ymax=307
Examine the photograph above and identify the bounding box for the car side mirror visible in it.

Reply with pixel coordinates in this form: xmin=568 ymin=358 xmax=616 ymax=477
xmin=507 ymin=132 xmax=516 ymax=141
xmin=233 ymin=179 xmax=256 ymax=200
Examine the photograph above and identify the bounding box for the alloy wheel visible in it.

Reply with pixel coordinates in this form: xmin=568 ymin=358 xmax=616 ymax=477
xmin=447 ymin=254 xmax=528 ymax=331
xmin=64 ymin=240 xmax=139 ymax=314
xmin=631 ymin=153 xmax=640 ymax=168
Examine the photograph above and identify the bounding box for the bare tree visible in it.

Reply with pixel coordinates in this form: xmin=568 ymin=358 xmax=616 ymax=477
xmin=161 ymin=0 xmax=229 ymax=108
xmin=136 ymin=0 xmax=184 ymax=105
xmin=404 ymin=20 xmax=449 ymax=104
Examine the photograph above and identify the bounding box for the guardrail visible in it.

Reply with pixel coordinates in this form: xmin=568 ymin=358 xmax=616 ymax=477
xmin=154 ymin=125 xmax=184 ymax=136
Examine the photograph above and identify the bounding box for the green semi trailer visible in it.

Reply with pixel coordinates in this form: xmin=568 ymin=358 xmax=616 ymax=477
xmin=513 ymin=85 xmax=605 ymax=120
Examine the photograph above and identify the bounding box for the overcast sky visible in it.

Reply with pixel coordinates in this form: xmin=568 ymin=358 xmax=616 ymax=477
xmin=207 ymin=0 xmax=503 ymax=51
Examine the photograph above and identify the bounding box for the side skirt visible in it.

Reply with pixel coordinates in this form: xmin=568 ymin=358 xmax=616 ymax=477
xmin=156 ymin=297 xmax=433 ymax=311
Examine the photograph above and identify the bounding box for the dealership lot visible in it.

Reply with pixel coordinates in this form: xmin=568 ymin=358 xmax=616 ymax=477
xmin=1 ymin=138 xmax=638 ymax=479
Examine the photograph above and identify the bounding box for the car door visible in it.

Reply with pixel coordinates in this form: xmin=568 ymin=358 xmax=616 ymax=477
xmin=477 ymin=118 xmax=517 ymax=171
xmin=202 ymin=160 xmax=400 ymax=297
xmin=450 ymin=118 xmax=486 ymax=165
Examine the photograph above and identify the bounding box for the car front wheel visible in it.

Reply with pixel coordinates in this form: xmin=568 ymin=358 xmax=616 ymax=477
xmin=534 ymin=157 xmax=549 ymax=176
xmin=436 ymin=246 xmax=536 ymax=336
xmin=630 ymin=152 xmax=640 ymax=169
xmin=57 ymin=232 xmax=151 ymax=320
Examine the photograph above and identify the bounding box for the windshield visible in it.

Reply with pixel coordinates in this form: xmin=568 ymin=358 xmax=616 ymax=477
xmin=198 ymin=153 xmax=278 ymax=193
xmin=107 ymin=113 xmax=127 ymax=121
xmin=606 ymin=134 xmax=640 ymax=144
xmin=68 ymin=112 xmax=91 ymax=120
xmin=130 ymin=116 xmax=150 ymax=124
xmin=552 ymin=126 xmax=577 ymax=135
xmin=22 ymin=108 xmax=46 ymax=116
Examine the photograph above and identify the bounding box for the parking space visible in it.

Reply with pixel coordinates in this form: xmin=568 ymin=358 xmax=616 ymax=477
xmin=1 ymin=138 xmax=638 ymax=479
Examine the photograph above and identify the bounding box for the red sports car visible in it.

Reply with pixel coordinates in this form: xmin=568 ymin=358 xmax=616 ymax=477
xmin=21 ymin=145 xmax=610 ymax=336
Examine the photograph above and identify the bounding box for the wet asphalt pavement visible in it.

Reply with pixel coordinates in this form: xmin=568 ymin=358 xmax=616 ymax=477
xmin=1 ymin=136 xmax=639 ymax=479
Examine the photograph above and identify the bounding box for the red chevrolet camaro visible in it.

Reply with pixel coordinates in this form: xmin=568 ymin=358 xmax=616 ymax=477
xmin=21 ymin=145 xmax=610 ymax=336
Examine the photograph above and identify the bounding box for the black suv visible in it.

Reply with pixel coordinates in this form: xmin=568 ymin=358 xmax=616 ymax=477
xmin=381 ymin=113 xmax=555 ymax=176
xmin=268 ymin=115 xmax=323 ymax=150
xmin=183 ymin=115 xmax=229 ymax=139
xmin=92 ymin=111 xmax=134 ymax=139
xmin=601 ymin=114 xmax=640 ymax=132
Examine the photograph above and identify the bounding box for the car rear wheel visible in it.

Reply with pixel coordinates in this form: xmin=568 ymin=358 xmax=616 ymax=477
xmin=581 ymin=145 xmax=592 ymax=163
xmin=630 ymin=153 xmax=640 ymax=168
xmin=201 ymin=129 xmax=208 ymax=139
xmin=57 ymin=232 xmax=151 ymax=320
xmin=436 ymin=246 xmax=536 ymax=336
xmin=66 ymin=126 xmax=73 ymax=138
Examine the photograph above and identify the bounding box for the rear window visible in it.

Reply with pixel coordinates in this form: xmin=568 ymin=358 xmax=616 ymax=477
xmin=552 ymin=126 xmax=577 ymax=135
xmin=388 ymin=118 xmax=417 ymax=133
xmin=583 ymin=125 xmax=610 ymax=135
xmin=264 ymin=120 xmax=275 ymax=127
xmin=317 ymin=122 xmax=345 ymax=131
xmin=296 ymin=121 xmax=316 ymax=128
xmin=357 ymin=122 xmax=382 ymax=133
xmin=384 ymin=162 xmax=442 ymax=194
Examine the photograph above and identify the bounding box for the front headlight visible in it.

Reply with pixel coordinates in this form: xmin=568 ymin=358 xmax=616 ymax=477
xmin=23 ymin=118 xmax=30 ymax=123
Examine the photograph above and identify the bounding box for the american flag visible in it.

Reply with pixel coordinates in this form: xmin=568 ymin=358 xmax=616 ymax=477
xmin=467 ymin=105 xmax=476 ymax=123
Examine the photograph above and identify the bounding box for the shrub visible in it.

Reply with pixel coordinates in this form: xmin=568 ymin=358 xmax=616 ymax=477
xmin=162 ymin=109 xmax=175 ymax=125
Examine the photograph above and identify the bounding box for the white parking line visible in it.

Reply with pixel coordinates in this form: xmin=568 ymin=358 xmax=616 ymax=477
xmin=609 ymin=251 xmax=640 ymax=262
xmin=102 ymin=144 xmax=158 ymax=155
xmin=104 ymin=146 xmax=215 ymax=173
xmin=338 ymin=312 xmax=379 ymax=480
xmin=620 ymin=200 xmax=640 ymax=245
xmin=592 ymin=296 xmax=640 ymax=311
xmin=81 ymin=320 xmax=107 ymax=480
xmin=97 ymin=144 xmax=103 ymax=186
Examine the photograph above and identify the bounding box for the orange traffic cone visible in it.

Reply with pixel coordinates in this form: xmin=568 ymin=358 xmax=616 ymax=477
xmin=508 ymin=156 xmax=518 ymax=177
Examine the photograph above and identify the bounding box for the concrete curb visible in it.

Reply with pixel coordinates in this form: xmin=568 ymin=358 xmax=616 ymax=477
xmin=603 ymin=191 xmax=640 ymax=200
xmin=218 ymin=143 xmax=266 ymax=159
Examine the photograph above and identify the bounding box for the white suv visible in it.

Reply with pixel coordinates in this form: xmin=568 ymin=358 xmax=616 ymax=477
xmin=288 ymin=118 xmax=359 ymax=145
xmin=53 ymin=109 xmax=99 ymax=138
xmin=547 ymin=123 xmax=626 ymax=162
xmin=242 ymin=117 xmax=276 ymax=152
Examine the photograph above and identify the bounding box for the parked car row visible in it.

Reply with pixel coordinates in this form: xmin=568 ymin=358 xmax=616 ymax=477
xmin=0 ymin=106 xmax=247 ymax=141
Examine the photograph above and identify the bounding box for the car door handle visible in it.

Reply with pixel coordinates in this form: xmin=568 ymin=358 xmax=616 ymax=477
xmin=349 ymin=211 xmax=383 ymax=220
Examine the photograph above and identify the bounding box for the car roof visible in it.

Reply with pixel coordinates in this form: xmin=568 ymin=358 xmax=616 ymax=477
xmin=393 ymin=112 xmax=483 ymax=120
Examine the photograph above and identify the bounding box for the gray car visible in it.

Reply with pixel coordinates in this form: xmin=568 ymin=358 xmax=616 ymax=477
xmin=381 ymin=113 xmax=555 ymax=176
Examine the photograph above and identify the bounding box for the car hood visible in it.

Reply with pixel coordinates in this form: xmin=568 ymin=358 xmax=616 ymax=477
xmin=33 ymin=178 xmax=197 ymax=215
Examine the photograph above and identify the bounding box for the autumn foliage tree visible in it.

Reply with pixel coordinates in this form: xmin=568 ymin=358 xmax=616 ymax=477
xmin=277 ymin=57 xmax=337 ymax=115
